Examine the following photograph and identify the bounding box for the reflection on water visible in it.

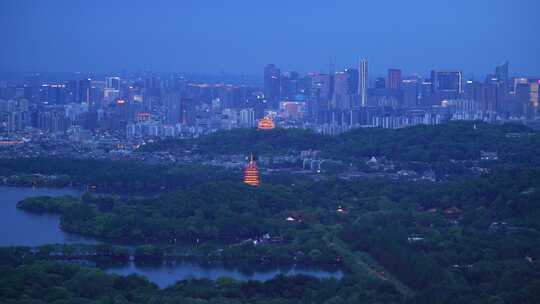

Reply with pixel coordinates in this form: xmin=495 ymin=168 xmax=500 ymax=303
xmin=0 ymin=186 xmax=96 ymax=247
xmin=102 ymin=261 xmax=343 ymax=288
xmin=0 ymin=186 xmax=344 ymax=286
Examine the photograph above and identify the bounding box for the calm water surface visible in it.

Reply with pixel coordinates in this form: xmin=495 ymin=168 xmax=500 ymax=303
xmin=0 ymin=186 xmax=343 ymax=287
xmin=104 ymin=261 xmax=343 ymax=288
xmin=0 ymin=186 xmax=96 ymax=246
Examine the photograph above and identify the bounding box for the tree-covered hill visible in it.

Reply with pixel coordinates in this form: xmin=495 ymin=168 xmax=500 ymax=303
xmin=3 ymin=122 xmax=540 ymax=303
xmin=142 ymin=127 xmax=332 ymax=155
xmin=141 ymin=121 xmax=540 ymax=165
xmin=0 ymin=158 xmax=240 ymax=192
xmin=14 ymin=168 xmax=540 ymax=303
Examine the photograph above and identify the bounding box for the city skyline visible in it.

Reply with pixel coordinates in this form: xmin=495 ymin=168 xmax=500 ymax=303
xmin=2 ymin=2 xmax=540 ymax=303
xmin=0 ymin=59 xmax=535 ymax=85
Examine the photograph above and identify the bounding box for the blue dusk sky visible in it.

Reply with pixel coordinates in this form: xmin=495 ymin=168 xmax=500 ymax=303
xmin=0 ymin=0 xmax=539 ymax=77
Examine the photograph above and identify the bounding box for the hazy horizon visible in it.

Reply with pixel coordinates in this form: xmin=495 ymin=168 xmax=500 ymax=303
xmin=1 ymin=0 xmax=539 ymax=76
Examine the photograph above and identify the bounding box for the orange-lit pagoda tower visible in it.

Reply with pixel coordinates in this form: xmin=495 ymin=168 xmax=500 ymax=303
xmin=243 ymin=154 xmax=260 ymax=187
xmin=257 ymin=116 xmax=276 ymax=130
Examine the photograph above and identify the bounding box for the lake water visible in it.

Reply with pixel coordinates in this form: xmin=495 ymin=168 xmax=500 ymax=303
xmin=104 ymin=261 xmax=343 ymax=288
xmin=0 ymin=186 xmax=96 ymax=246
xmin=0 ymin=186 xmax=343 ymax=286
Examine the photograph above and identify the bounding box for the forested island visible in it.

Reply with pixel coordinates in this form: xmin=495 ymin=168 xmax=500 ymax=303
xmin=2 ymin=122 xmax=540 ymax=303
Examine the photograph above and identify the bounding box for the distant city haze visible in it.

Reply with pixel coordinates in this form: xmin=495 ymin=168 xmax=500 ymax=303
xmin=1 ymin=0 xmax=539 ymax=76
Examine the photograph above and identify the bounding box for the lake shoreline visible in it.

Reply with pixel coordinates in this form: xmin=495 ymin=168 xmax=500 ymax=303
xmin=0 ymin=186 xmax=345 ymax=287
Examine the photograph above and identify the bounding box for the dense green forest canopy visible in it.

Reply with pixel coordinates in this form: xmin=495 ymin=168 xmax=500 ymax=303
xmin=0 ymin=158 xmax=240 ymax=192
xmin=2 ymin=122 xmax=539 ymax=193
xmin=13 ymin=168 xmax=540 ymax=303
xmin=2 ymin=122 xmax=540 ymax=303
xmin=0 ymin=248 xmax=405 ymax=304
xmin=141 ymin=121 xmax=540 ymax=164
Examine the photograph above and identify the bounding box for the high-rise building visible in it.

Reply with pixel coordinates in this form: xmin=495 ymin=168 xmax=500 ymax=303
xmin=515 ymin=82 xmax=530 ymax=116
xmin=310 ymin=73 xmax=332 ymax=120
xmin=332 ymin=71 xmax=349 ymax=109
xmin=387 ymin=69 xmax=402 ymax=90
xmin=106 ymin=77 xmax=121 ymax=90
xmin=65 ymin=80 xmax=78 ymax=103
xmin=529 ymin=82 xmax=539 ymax=118
xmin=434 ymin=71 xmax=463 ymax=93
xmin=164 ymin=90 xmax=182 ymax=124
xmin=431 ymin=70 xmax=463 ymax=102
xmin=345 ymin=68 xmax=358 ymax=95
xmin=495 ymin=61 xmax=509 ymax=84
xmin=484 ymin=78 xmax=505 ymax=113
xmin=494 ymin=61 xmax=511 ymax=98
xmin=419 ymin=79 xmax=433 ymax=106
xmin=89 ymin=82 xmax=104 ymax=108
xmin=280 ymin=71 xmax=299 ymax=99
xmin=239 ymin=108 xmax=256 ymax=127
xmin=328 ymin=63 xmax=336 ymax=101
xmin=401 ymin=78 xmax=419 ymax=108
xmin=46 ymin=84 xmax=66 ymax=105
xmin=359 ymin=58 xmax=368 ymax=107
xmin=78 ymin=79 xmax=91 ymax=104
xmin=464 ymin=80 xmax=486 ymax=111
xmin=144 ymin=76 xmax=161 ymax=99
xmin=375 ymin=77 xmax=386 ymax=89
xmin=279 ymin=101 xmax=305 ymax=119
xmin=514 ymin=78 xmax=529 ymax=95
xmin=264 ymin=64 xmax=281 ymax=109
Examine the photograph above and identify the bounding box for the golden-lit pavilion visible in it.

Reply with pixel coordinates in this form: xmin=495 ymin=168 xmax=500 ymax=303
xmin=243 ymin=154 xmax=260 ymax=187
xmin=257 ymin=116 xmax=276 ymax=130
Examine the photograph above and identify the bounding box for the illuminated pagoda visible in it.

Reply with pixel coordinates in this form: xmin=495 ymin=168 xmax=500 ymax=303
xmin=257 ymin=116 xmax=276 ymax=130
xmin=243 ymin=154 xmax=260 ymax=187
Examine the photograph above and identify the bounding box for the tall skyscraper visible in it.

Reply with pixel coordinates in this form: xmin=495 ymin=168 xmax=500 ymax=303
xmin=484 ymin=78 xmax=505 ymax=113
xmin=495 ymin=61 xmax=510 ymax=96
xmin=515 ymin=82 xmax=530 ymax=116
xmin=401 ymin=78 xmax=419 ymax=108
xmin=345 ymin=68 xmax=359 ymax=95
xmin=387 ymin=69 xmax=402 ymax=90
xmin=420 ymin=79 xmax=433 ymax=106
xmin=103 ymin=76 xmax=120 ymax=104
xmin=434 ymin=71 xmax=463 ymax=93
xmin=431 ymin=70 xmax=463 ymax=102
xmin=514 ymin=77 xmax=529 ymax=95
xmin=358 ymin=58 xmax=368 ymax=107
xmin=495 ymin=61 xmax=509 ymax=84
xmin=375 ymin=77 xmax=386 ymax=89
xmin=164 ymin=90 xmax=182 ymax=124
xmin=106 ymin=77 xmax=121 ymax=90
xmin=328 ymin=63 xmax=335 ymax=101
xmin=239 ymin=108 xmax=256 ymax=127
xmin=78 ymin=79 xmax=91 ymax=104
xmin=280 ymin=71 xmax=299 ymax=99
xmin=46 ymin=84 xmax=66 ymax=105
xmin=264 ymin=64 xmax=281 ymax=109
xmin=310 ymin=73 xmax=331 ymax=121
xmin=529 ymin=82 xmax=539 ymax=118
xmin=332 ymin=71 xmax=349 ymax=109
xmin=464 ymin=80 xmax=486 ymax=111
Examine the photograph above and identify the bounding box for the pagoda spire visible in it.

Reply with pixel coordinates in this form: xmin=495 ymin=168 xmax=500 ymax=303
xmin=243 ymin=153 xmax=260 ymax=187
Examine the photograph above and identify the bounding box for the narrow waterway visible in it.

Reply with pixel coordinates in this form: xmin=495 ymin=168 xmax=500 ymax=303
xmin=0 ymin=186 xmax=343 ymax=287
